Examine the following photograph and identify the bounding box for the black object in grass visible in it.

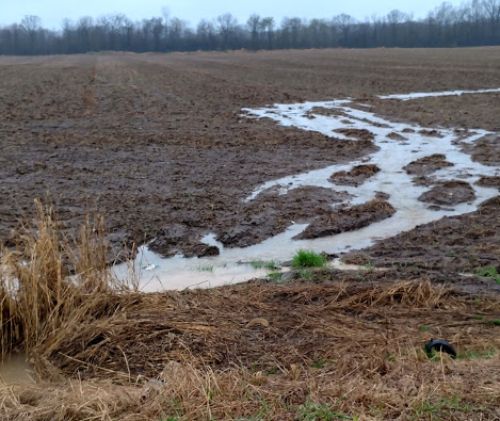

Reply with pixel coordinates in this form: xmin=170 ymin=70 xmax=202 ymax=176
xmin=424 ymin=339 xmax=457 ymax=359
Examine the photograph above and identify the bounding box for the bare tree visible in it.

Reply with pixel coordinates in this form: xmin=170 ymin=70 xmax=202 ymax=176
xmin=247 ymin=14 xmax=261 ymax=50
xmin=333 ymin=14 xmax=355 ymax=46
xmin=197 ymin=19 xmax=216 ymax=50
xmin=260 ymin=17 xmax=275 ymax=49
xmin=217 ymin=13 xmax=239 ymax=50
xmin=482 ymin=0 xmax=500 ymax=40
xmin=21 ymin=15 xmax=41 ymax=53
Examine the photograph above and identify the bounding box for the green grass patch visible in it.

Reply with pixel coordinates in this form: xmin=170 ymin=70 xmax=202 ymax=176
xmin=292 ymin=250 xmax=327 ymax=269
xmin=265 ymin=366 xmax=279 ymax=375
xmin=475 ymin=266 xmax=500 ymax=284
xmin=457 ymin=348 xmax=497 ymax=360
xmin=412 ymin=396 xmax=474 ymax=418
xmin=312 ymin=358 xmax=327 ymax=369
xmin=267 ymin=271 xmax=284 ymax=282
xmin=250 ymin=260 xmax=280 ymax=271
xmin=197 ymin=264 xmax=214 ymax=272
xmin=236 ymin=399 xmax=272 ymax=421
xmin=362 ymin=262 xmax=375 ymax=271
xmin=488 ymin=319 xmax=500 ymax=326
xmin=298 ymin=268 xmax=313 ymax=280
xmin=298 ymin=401 xmax=355 ymax=421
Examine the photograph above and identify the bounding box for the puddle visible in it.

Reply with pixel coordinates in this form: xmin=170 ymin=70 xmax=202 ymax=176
xmin=114 ymin=88 xmax=499 ymax=291
xmin=379 ymin=87 xmax=500 ymax=101
xmin=0 ymin=354 xmax=35 ymax=385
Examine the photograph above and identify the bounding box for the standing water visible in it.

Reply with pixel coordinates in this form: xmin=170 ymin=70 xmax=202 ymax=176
xmin=0 ymin=355 xmax=34 ymax=385
xmin=114 ymin=88 xmax=500 ymax=291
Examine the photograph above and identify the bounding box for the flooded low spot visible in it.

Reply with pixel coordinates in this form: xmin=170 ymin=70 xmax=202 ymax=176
xmin=114 ymin=88 xmax=500 ymax=291
xmin=0 ymin=355 xmax=35 ymax=386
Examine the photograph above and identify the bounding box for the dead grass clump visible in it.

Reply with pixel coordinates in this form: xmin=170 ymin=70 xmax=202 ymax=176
xmin=0 ymin=282 xmax=21 ymax=359
xmin=1 ymin=354 xmax=499 ymax=420
xmin=33 ymin=275 xmax=499 ymax=386
xmin=295 ymin=199 xmax=396 ymax=240
xmin=335 ymin=280 xmax=453 ymax=309
xmin=0 ymin=199 xmax=117 ymax=359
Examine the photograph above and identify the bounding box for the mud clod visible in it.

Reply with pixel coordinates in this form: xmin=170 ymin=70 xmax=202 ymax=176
xmin=419 ymin=129 xmax=443 ymax=137
xmin=462 ymin=135 xmax=500 ymax=166
xmin=419 ymin=180 xmax=476 ymax=206
xmin=217 ymin=187 xmax=349 ymax=248
xmin=334 ymin=128 xmax=375 ymax=141
xmin=294 ymin=199 xmax=396 ymax=240
xmin=404 ymin=154 xmax=454 ymax=176
xmin=330 ymin=164 xmax=381 ymax=186
xmin=149 ymin=224 xmax=219 ymax=258
xmin=387 ymin=132 xmax=407 ymax=141
xmin=477 ymin=176 xmax=500 ymax=189
xmin=308 ymin=107 xmax=347 ymax=117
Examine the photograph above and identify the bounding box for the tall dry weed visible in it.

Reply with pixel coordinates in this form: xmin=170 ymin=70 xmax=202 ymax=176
xmin=0 ymin=199 xmax=113 ymax=358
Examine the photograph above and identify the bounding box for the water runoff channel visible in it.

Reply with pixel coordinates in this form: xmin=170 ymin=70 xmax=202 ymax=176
xmin=114 ymin=88 xmax=500 ymax=292
xmin=3 ymin=87 xmax=500 ymax=386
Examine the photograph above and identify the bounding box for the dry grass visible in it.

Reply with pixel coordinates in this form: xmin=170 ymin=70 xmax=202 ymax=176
xmin=0 ymin=200 xmax=118 ymax=359
xmin=0 ymin=349 xmax=498 ymax=420
xmin=0 ymin=202 xmax=499 ymax=420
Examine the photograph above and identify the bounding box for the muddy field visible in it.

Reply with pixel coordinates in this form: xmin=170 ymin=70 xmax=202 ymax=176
xmin=1 ymin=48 xmax=500 ymax=272
xmin=1 ymin=48 xmax=500 ymax=420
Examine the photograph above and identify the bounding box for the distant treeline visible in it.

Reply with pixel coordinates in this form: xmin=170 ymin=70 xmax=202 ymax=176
xmin=1 ymin=1 xmax=500 ymax=55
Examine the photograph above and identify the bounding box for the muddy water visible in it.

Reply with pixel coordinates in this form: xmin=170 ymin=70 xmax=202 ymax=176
xmin=0 ymin=355 xmax=35 ymax=385
xmin=379 ymin=87 xmax=500 ymax=101
xmin=114 ymin=88 xmax=500 ymax=291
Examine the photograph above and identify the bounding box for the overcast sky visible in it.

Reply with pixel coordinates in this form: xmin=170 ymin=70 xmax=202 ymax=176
xmin=1 ymin=0 xmax=462 ymax=29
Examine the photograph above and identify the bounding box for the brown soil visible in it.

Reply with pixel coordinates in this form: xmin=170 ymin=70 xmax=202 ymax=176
xmin=334 ymin=128 xmax=375 ymax=141
xmin=419 ymin=180 xmax=476 ymax=206
xmin=387 ymin=131 xmax=407 ymax=140
xmin=148 ymin=224 xmax=220 ymax=258
xmin=344 ymin=196 xmax=500 ymax=272
xmin=330 ymin=164 xmax=380 ymax=186
xmin=1 ymin=48 xmax=500 ymax=263
xmin=477 ymin=175 xmax=500 ymax=189
xmin=150 ymin=187 xmax=350 ymax=254
xmin=294 ymin=199 xmax=396 ymax=240
xmin=0 ymin=52 xmax=385 ymax=258
xmin=362 ymin=93 xmax=500 ymax=132
xmin=308 ymin=106 xmax=348 ymax=117
xmin=412 ymin=175 xmax=435 ymax=186
xmin=419 ymin=129 xmax=443 ymax=137
xmin=214 ymin=187 xmax=349 ymax=249
xmin=462 ymin=134 xmax=500 ymax=166
xmin=404 ymin=154 xmax=454 ymax=176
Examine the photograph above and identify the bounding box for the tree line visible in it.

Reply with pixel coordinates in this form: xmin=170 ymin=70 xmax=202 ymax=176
xmin=1 ymin=1 xmax=500 ymax=55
